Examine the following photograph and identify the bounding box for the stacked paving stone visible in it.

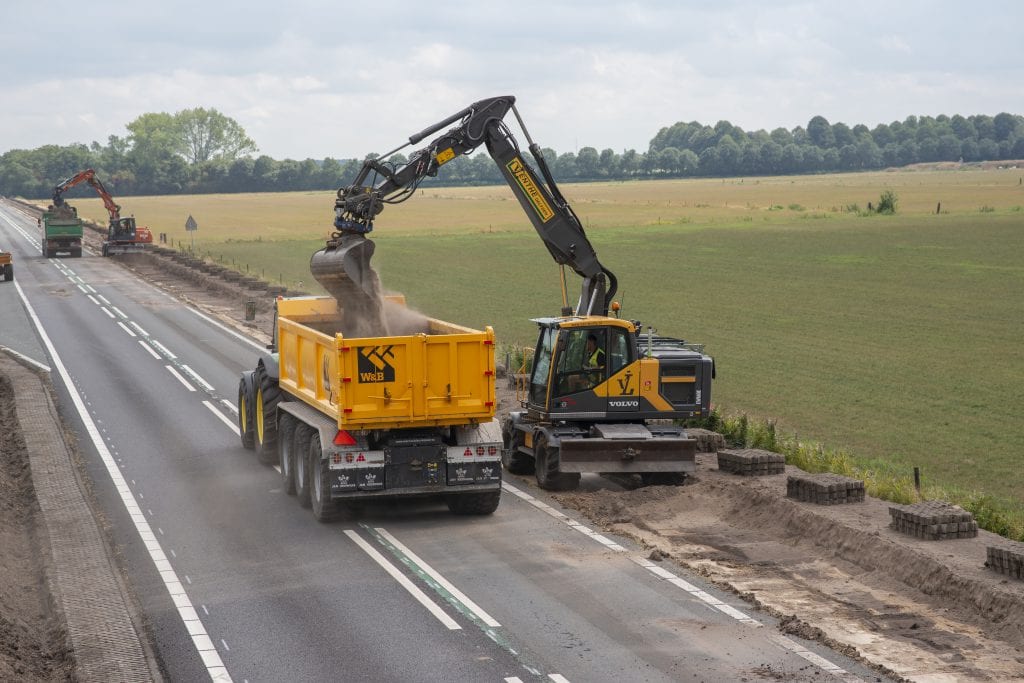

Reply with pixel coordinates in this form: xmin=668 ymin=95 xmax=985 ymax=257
xmin=685 ymin=428 xmax=726 ymax=453
xmin=786 ymin=472 xmax=865 ymax=505
xmin=986 ymin=544 xmax=1024 ymax=580
xmin=716 ymin=448 xmax=785 ymax=476
xmin=888 ymin=501 xmax=979 ymax=540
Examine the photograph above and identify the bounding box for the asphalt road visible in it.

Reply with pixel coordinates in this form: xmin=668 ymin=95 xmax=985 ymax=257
xmin=0 ymin=200 xmax=886 ymax=682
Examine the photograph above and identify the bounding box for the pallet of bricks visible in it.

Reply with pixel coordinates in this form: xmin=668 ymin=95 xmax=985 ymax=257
xmin=787 ymin=472 xmax=864 ymax=505
xmin=888 ymin=500 xmax=978 ymax=540
xmin=986 ymin=543 xmax=1024 ymax=581
xmin=716 ymin=448 xmax=785 ymax=476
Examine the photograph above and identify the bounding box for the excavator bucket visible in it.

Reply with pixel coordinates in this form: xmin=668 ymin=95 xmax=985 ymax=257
xmin=310 ymin=233 xmax=389 ymax=337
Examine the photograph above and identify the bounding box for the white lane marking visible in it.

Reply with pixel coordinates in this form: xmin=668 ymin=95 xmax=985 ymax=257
xmin=0 ymin=345 xmax=52 ymax=373
xmin=549 ymin=676 xmax=572 ymax=683
xmin=77 ymin=284 xmax=89 ymax=294
xmin=117 ymin=322 xmax=137 ymax=337
xmin=501 ymin=482 xmax=626 ymax=551
xmin=343 ymin=530 xmax=461 ymax=630
xmin=138 ymin=341 xmax=162 ymax=359
xmin=151 ymin=340 xmax=177 ymax=359
xmin=220 ymin=399 xmax=238 ymax=415
xmin=111 ymin=306 xmax=128 ymax=319
xmin=129 ymin=321 xmax=150 ymax=337
xmin=501 ymin=480 xmax=860 ymax=680
xmin=97 ymin=295 xmax=111 ymax=305
xmin=375 ymin=528 xmax=501 ymax=628
xmin=84 ymin=284 xmax=96 ymax=294
xmin=100 ymin=306 xmax=116 ymax=319
xmin=87 ymin=295 xmax=100 ymax=305
xmin=505 ymin=678 xmax=523 ymax=683
xmin=220 ymin=639 xmax=230 ymax=652
xmin=11 ymin=279 xmax=233 ymax=682
xmin=166 ymin=365 xmax=196 ymax=392
xmin=181 ymin=364 xmax=215 ymax=392
xmin=203 ymin=401 xmax=239 ymax=435
xmin=187 ymin=307 xmax=266 ymax=352
xmin=0 ymin=210 xmax=42 ymax=249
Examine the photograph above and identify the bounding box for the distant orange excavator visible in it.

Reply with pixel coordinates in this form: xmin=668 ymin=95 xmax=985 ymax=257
xmin=51 ymin=169 xmax=153 ymax=256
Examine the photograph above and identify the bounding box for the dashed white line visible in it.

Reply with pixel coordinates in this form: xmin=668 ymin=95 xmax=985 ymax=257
xmin=151 ymin=340 xmax=177 ymax=359
xmin=203 ymin=401 xmax=239 ymax=435
xmin=165 ymin=365 xmax=196 ymax=391
xmin=182 ymin=364 xmax=215 ymax=392
xmin=344 ymin=529 xmax=461 ymax=630
xmin=138 ymin=341 xmax=162 ymax=359
xmin=97 ymin=295 xmax=111 ymax=305
xmin=111 ymin=306 xmax=128 ymax=318
xmin=77 ymin=284 xmax=90 ymax=294
xmin=187 ymin=307 xmax=266 ymax=352
xmin=84 ymin=284 xmax=96 ymax=293
xmin=129 ymin=321 xmax=150 ymax=337
xmin=375 ymin=528 xmax=500 ymax=628
xmin=100 ymin=306 xmax=116 ymax=319
xmin=117 ymin=322 xmax=137 ymax=337
xmin=220 ymin=399 xmax=239 ymax=415
xmin=87 ymin=294 xmax=100 ymax=305
xmin=548 ymin=676 xmax=572 ymax=683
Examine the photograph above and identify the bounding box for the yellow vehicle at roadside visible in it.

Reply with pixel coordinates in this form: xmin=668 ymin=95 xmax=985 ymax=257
xmin=0 ymin=249 xmax=12 ymax=282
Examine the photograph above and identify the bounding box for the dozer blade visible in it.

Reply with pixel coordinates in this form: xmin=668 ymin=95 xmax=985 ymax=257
xmin=310 ymin=234 xmax=389 ymax=337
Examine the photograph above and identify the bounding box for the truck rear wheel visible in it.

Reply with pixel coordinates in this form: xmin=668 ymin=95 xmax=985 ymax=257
xmin=309 ymin=433 xmax=338 ymax=522
xmin=237 ymin=375 xmax=255 ymax=450
xmin=292 ymin=424 xmax=313 ymax=508
xmin=255 ymin=365 xmax=281 ymax=465
xmin=277 ymin=414 xmax=296 ymax=495
xmin=535 ymin=436 xmax=580 ymax=492
xmin=446 ymin=490 xmax=501 ymax=515
xmin=3 ymin=264 xmax=12 ymax=281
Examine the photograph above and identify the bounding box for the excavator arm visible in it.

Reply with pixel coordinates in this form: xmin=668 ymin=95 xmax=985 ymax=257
xmin=53 ymin=169 xmax=122 ymax=222
xmin=315 ymin=96 xmax=617 ymax=317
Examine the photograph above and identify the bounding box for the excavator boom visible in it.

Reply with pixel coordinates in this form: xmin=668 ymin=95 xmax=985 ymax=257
xmin=312 ymin=96 xmax=616 ymax=317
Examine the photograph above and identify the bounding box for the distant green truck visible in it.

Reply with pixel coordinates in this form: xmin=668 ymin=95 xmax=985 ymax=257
xmin=40 ymin=205 xmax=84 ymax=258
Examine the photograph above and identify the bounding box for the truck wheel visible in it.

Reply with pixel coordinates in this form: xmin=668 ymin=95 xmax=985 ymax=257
xmin=501 ymin=420 xmax=535 ymax=475
xmin=292 ymin=424 xmax=313 ymax=508
xmin=535 ymin=436 xmax=580 ymax=491
xmin=277 ymin=414 xmax=296 ymax=495
xmin=255 ymin=365 xmax=281 ymax=465
xmin=237 ymin=375 xmax=255 ymax=450
xmin=446 ymin=490 xmax=501 ymax=515
xmin=3 ymin=264 xmax=12 ymax=281
xmin=641 ymin=473 xmax=686 ymax=486
xmin=72 ymin=248 xmax=82 ymax=258
xmin=309 ymin=433 xmax=337 ymax=522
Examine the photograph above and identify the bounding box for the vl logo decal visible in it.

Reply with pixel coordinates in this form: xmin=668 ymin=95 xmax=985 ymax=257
xmin=358 ymin=345 xmax=396 ymax=383
xmin=615 ymin=371 xmax=636 ymax=396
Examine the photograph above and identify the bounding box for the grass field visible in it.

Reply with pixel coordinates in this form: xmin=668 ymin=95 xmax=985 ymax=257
xmin=71 ymin=168 xmax=1024 ymax=516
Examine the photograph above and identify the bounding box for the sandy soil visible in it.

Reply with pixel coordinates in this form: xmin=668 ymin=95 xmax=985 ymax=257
xmin=4 ymin=200 xmax=1023 ymax=681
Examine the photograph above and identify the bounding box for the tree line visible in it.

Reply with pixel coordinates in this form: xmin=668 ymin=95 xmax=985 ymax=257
xmin=2 ymin=109 xmax=1022 ymax=200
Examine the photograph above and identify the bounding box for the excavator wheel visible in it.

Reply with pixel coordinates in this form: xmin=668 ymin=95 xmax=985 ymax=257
xmin=254 ymin=365 xmax=281 ymax=465
xmin=237 ymin=374 xmax=255 ymax=450
xmin=292 ymin=423 xmax=313 ymax=508
xmin=534 ymin=435 xmax=580 ymax=492
xmin=277 ymin=414 xmax=296 ymax=495
xmin=640 ymin=472 xmax=686 ymax=487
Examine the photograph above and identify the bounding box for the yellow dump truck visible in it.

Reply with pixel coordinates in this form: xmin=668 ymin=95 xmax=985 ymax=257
xmin=0 ymin=248 xmax=12 ymax=282
xmin=238 ymin=295 xmax=502 ymax=521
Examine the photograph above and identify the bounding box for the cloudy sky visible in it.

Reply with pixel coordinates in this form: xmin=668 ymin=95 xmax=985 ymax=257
xmin=2 ymin=1 xmax=1021 ymax=160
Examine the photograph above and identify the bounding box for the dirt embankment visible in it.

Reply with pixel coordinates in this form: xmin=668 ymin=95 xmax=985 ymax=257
xmin=0 ymin=372 xmax=74 ymax=681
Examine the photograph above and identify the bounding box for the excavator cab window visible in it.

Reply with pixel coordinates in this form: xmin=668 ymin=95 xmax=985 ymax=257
xmin=554 ymin=328 xmax=607 ymax=396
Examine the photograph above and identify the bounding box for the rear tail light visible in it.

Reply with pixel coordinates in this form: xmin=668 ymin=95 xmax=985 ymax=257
xmin=476 ymin=446 xmax=485 ymax=456
xmin=488 ymin=445 xmax=498 ymax=456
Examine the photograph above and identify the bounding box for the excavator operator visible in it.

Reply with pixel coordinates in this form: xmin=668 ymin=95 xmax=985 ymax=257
xmin=585 ymin=333 xmax=605 ymax=377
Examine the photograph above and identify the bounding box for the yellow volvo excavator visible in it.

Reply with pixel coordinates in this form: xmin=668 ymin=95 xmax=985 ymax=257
xmin=309 ymin=96 xmax=714 ymax=491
